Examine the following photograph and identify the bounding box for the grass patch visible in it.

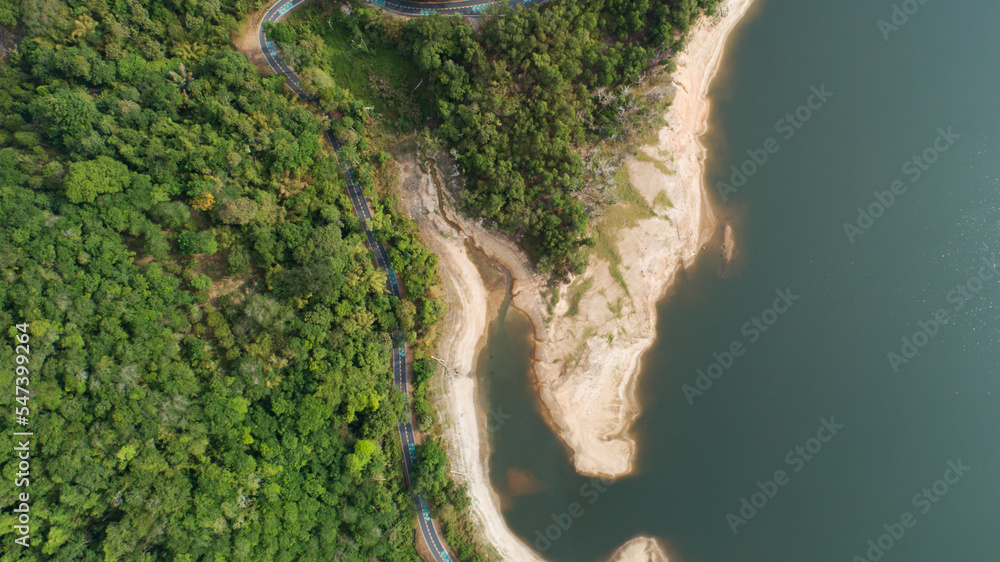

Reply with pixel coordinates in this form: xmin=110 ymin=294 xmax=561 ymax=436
xmin=653 ymin=190 xmax=673 ymax=209
xmin=565 ymin=276 xmax=594 ymax=317
xmin=613 ymin=167 xmax=654 ymax=211
xmin=635 ymin=151 xmax=675 ymax=176
xmin=564 ymin=327 xmax=597 ymax=371
xmin=290 ymin=7 xmax=430 ymax=132
xmin=591 ymin=168 xmax=656 ymax=296
xmin=639 ymin=112 xmax=669 ymax=146
xmin=607 ymin=296 xmax=624 ymax=317
xmin=545 ymin=285 xmax=560 ymax=317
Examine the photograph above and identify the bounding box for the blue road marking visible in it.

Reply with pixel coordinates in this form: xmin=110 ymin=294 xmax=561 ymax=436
xmin=266 ymin=41 xmax=282 ymax=61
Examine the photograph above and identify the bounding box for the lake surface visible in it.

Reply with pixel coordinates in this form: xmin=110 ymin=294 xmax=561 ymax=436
xmin=481 ymin=0 xmax=1000 ymax=560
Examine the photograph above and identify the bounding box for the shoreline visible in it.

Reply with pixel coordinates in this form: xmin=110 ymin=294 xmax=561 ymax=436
xmin=394 ymin=145 xmax=548 ymax=561
xmin=393 ymin=0 xmax=758 ymax=559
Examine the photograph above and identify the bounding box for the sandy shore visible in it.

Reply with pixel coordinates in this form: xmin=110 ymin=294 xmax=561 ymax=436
xmin=393 ymin=0 xmax=757 ymax=559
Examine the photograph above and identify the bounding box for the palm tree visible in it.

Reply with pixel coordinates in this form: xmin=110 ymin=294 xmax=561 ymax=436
xmin=173 ymin=41 xmax=209 ymax=62
xmin=167 ymin=63 xmax=194 ymax=96
xmin=69 ymin=14 xmax=97 ymax=43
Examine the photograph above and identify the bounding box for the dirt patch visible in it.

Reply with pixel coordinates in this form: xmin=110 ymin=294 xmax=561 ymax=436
xmin=189 ymin=251 xmax=248 ymax=305
xmin=233 ymin=9 xmax=272 ymax=75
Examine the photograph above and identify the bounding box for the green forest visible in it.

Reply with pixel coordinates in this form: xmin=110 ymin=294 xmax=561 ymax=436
xmin=0 ymin=0 xmax=447 ymax=559
xmin=0 ymin=0 xmax=722 ymax=559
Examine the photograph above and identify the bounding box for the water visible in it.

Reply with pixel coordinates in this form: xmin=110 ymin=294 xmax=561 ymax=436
xmin=481 ymin=0 xmax=1000 ymax=560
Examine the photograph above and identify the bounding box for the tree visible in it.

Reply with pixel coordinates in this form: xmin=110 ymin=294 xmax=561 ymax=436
xmin=178 ymin=230 xmax=218 ymax=255
xmin=264 ymin=21 xmax=297 ymax=45
xmin=191 ymin=192 xmax=216 ymax=211
xmin=412 ymin=441 xmax=448 ymax=498
xmin=190 ymin=274 xmax=212 ymax=291
xmin=397 ymin=300 xmax=417 ymax=335
xmin=63 ymin=156 xmax=131 ymax=203
xmin=30 ymin=87 xmax=98 ymax=144
xmin=345 ymin=439 xmax=378 ymax=477
xmin=152 ymin=201 xmax=192 ymax=228
xmin=217 ymin=197 xmax=260 ymax=225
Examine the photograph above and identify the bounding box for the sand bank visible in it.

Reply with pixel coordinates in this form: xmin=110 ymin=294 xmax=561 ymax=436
xmin=608 ymin=536 xmax=669 ymax=562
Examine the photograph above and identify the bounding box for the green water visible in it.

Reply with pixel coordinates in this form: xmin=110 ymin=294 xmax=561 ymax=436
xmin=481 ymin=0 xmax=1000 ymax=560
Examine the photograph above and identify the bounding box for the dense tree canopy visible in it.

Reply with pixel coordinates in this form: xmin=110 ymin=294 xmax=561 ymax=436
xmin=0 ymin=0 xmax=443 ymax=560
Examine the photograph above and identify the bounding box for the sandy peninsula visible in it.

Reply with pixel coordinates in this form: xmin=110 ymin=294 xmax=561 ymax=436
xmin=529 ymin=0 xmax=758 ymax=480
xmin=393 ymin=0 xmax=758 ymax=559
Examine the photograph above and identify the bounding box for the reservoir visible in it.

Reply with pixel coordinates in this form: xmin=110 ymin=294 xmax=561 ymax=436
xmin=481 ymin=0 xmax=1000 ymax=560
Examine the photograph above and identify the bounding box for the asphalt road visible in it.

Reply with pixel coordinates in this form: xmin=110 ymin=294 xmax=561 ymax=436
xmin=365 ymin=0 xmax=543 ymax=17
xmin=256 ymin=0 xmax=530 ymax=559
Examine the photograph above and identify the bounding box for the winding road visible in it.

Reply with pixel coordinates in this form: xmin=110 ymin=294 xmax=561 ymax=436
xmin=361 ymin=0 xmax=538 ymax=17
xmin=257 ymin=0 xmax=550 ymax=559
